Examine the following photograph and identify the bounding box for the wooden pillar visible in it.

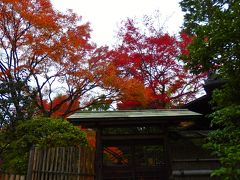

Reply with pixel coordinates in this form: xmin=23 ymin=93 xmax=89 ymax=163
xmin=95 ymin=127 xmax=103 ymax=180
xmin=164 ymin=127 xmax=172 ymax=179
xmin=131 ymin=145 xmax=136 ymax=180
xmin=26 ymin=146 xmax=34 ymax=180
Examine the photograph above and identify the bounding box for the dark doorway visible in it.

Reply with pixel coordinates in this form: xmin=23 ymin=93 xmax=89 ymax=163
xmin=102 ymin=138 xmax=168 ymax=180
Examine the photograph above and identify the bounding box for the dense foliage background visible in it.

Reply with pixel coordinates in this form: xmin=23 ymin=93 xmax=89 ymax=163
xmin=180 ymin=0 xmax=240 ymax=178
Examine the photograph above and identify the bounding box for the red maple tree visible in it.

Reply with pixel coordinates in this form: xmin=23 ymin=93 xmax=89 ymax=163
xmin=110 ymin=15 xmax=206 ymax=109
xmin=0 ymin=0 xmax=150 ymax=123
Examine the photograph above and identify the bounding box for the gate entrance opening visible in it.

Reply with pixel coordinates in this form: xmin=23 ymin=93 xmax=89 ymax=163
xmin=103 ymin=143 xmax=167 ymax=179
xmin=68 ymin=110 xmax=202 ymax=180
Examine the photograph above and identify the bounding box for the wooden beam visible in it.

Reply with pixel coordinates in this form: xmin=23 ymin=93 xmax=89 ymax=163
xmin=95 ymin=128 xmax=103 ymax=180
xmin=102 ymin=134 xmax=164 ymax=146
xmin=102 ymin=134 xmax=164 ymax=140
xmin=164 ymin=127 xmax=172 ymax=178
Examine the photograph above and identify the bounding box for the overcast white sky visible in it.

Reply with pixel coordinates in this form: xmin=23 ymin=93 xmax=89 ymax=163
xmin=50 ymin=0 xmax=184 ymax=46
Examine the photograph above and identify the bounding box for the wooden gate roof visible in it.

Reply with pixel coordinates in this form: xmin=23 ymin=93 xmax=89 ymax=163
xmin=67 ymin=109 xmax=202 ymax=128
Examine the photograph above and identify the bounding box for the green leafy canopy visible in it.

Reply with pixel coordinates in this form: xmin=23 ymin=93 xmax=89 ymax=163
xmin=180 ymin=0 xmax=240 ymax=178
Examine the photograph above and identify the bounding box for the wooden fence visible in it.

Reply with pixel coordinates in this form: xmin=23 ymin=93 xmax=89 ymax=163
xmin=1 ymin=146 xmax=95 ymax=180
xmin=27 ymin=146 xmax=95 ymax=180
xmin=0 ymin=173 xmax=25 ymax=180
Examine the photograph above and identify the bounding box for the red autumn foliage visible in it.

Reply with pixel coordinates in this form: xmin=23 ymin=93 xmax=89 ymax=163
xmin=111 ymin=16 xmax=206 ymax=109
xmin=0 ymin=0 xmax=149 ymax=120
xmin=0 ymin=0 xmax=205 ymax=125
xmin=0 ymin=0 xmax=99 ymax=119
xmin=41 ymin=95 xmax=80 ymax=118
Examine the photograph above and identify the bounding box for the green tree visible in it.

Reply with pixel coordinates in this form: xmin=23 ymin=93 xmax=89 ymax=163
xmin=180 ymin=0 xmax=240 ymax=178
xmin=0 ymin=80 xmax=36 ymax=128
xmin=0 ymin=117 xmax=87 ymax=174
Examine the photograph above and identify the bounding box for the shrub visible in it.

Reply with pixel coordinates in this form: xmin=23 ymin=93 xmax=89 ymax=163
xmin=0 ymin=117 xmax=87 ymax=174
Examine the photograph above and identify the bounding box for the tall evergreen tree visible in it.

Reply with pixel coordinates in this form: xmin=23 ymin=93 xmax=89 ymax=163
xmin=180 ymin=0 xmax=240 ymax=178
